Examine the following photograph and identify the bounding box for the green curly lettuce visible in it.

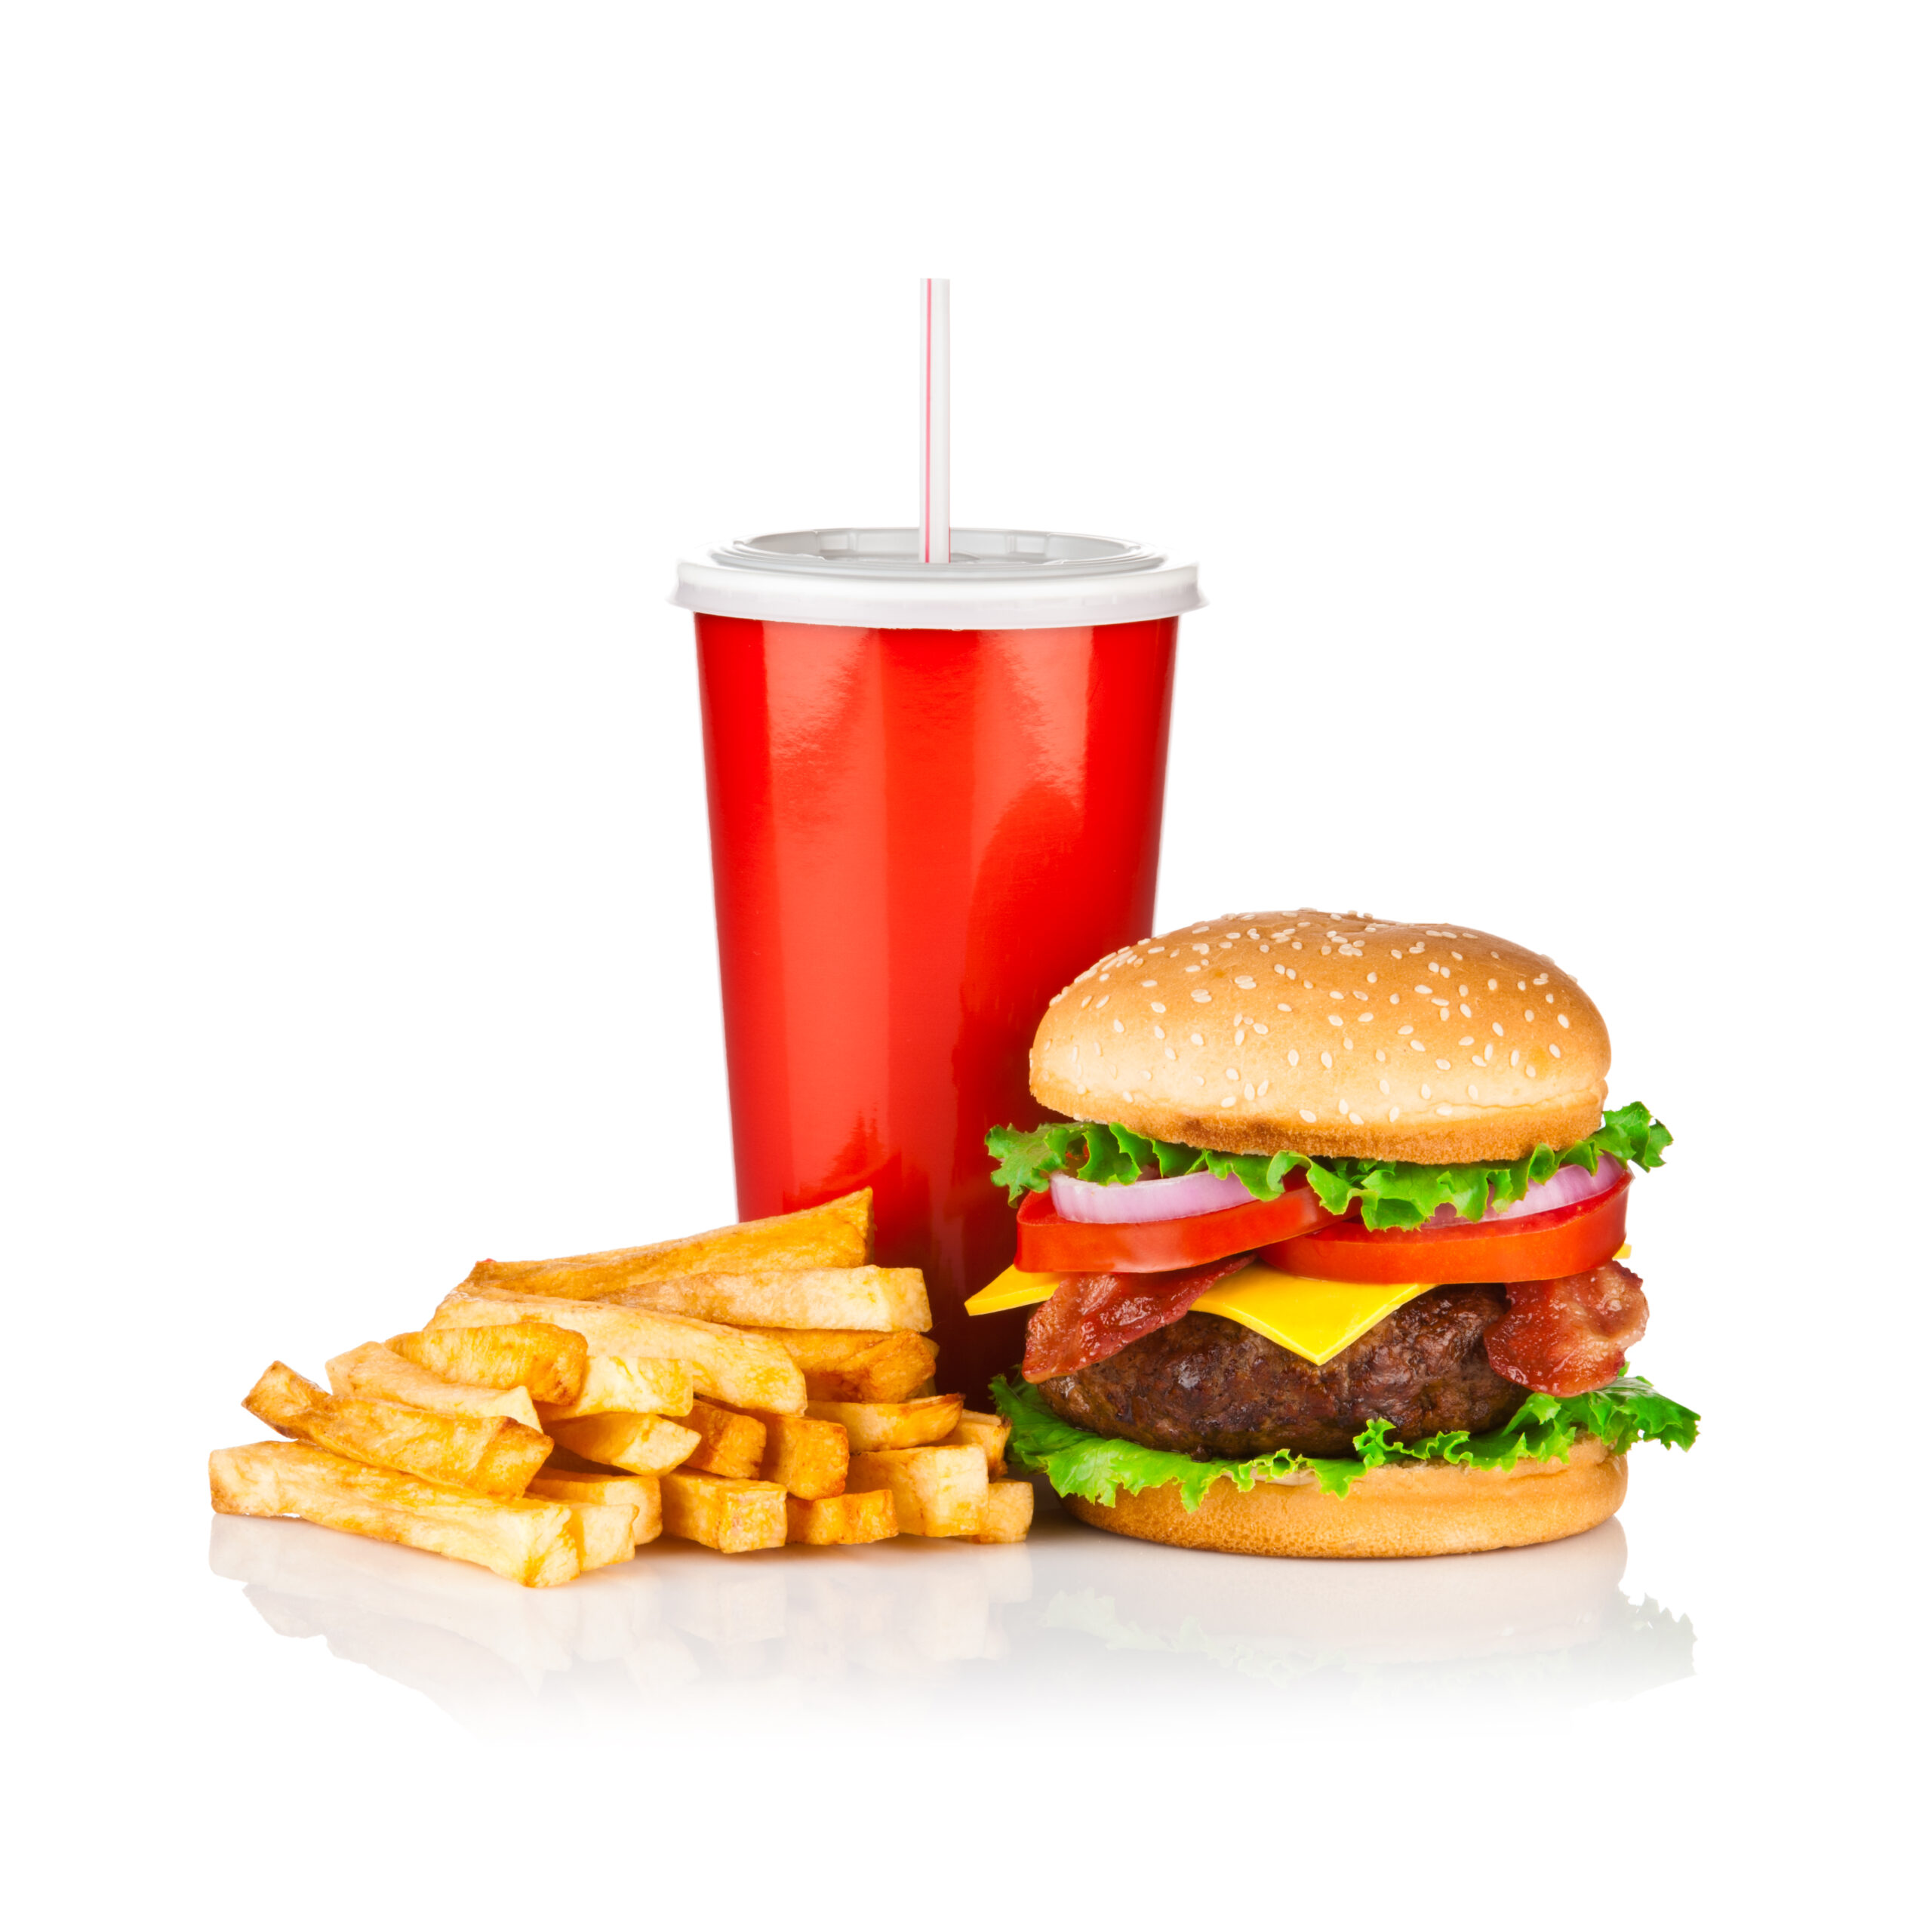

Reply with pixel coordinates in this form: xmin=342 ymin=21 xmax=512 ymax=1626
xmin=991 ymin=1370 xmax=1698 ymax=1509
xmin=985 ymin=1100 xmax=1671 ymax=1230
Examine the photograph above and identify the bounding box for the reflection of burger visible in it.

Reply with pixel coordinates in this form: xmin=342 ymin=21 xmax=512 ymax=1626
xmin=969 ymin=910 xmax=1697 ymax=1558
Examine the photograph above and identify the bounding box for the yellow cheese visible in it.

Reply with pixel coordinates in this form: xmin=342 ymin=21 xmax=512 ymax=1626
xmin=964 ymin=1265 xmax=1061 ymax=1315
xmin=1192 ymin=1264 xmax=1432 ymax=1366
xmin=965 ymin=1259 xmax=1431 ymax=1367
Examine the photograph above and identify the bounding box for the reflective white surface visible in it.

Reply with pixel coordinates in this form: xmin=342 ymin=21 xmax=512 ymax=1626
xmin=206 ymin=1496 xmax=1691 ymax=1736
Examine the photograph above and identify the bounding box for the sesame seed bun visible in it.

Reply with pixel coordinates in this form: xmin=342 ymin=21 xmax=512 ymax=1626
xmin=1058 ymin=1439 xmax=1626 ymax=1558
xmin=1029 ymin=910 xmax=1609 ymax=1164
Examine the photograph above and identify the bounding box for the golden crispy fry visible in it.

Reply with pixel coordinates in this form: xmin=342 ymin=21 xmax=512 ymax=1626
xmin=660 ymin=1471 xmax=788 ymax=1553
xmin=209 ymin=1441 xmax=580 ymax=1587
xmin=432 ymin=1290 xmax=806 ymax=1414
xmin=544 ymin=1411 xmax=701 ymax=1476
xmin=389 ymin=1322 xmax=587 ymax=1405
xmin=562 ymin=1500 xmax=638 ymax=1570
xmin=755 ymin=1411 xmax=850 ymax=1500
xmin=527 ymin=1470 xmax=662 ymax=1545
xmin=326 ymin=1340 xmax=541 ymax=1432
xmin=846 ymin=1445 xmax=988 ymax=1537
xmin=534 ymin=1355 xmax=694 ymax=1422
xmin=459 ymin=1191 xmax=872 ymax=1299
xmin=598 ymin=1267 xmax=929 ymax=1334
xmin=785 ymin=1490 xmax=897 ymax=1546
xmin=940 ymin=1408 xmax=1011 ymax=1478
xmin=245 ymin=1361 xmax=549 ymax=1499
xmin=740 ymin=1327 xmax=937 ymax=1403
xmin=805 ymin=1393 xmax=962 ymax=1453
xmin=970 ymin=1479 xmax=1034 ymax=1544
xmin=527 ymin=1469 xmax=661 ymax=1544
xmin=674 ymin=1398 xmax=768 ymax=1481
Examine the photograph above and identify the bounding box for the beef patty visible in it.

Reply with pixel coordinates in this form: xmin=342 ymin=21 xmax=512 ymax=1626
xmin=1034 ymin=1284 xmax=1523 ymax=1460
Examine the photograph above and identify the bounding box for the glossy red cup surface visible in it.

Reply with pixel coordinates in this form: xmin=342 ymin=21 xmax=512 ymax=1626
xmin=696 ymin=613 xmax=1177 ymax=1400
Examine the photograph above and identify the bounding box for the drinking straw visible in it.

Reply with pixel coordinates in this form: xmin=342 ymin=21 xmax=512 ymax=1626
xmin=920 ymin=277 xmax=950 ymax=564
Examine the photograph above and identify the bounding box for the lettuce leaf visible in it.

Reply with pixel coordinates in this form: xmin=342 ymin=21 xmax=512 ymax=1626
xmin=991 ymin=1369 xmax=1698 ymax=1509
xmin=986 ymin=1100 xmax=1672 ymax=1229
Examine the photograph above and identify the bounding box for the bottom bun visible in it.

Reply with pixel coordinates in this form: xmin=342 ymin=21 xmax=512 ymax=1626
xmin=1059 ymin=1439 xmax=1626 ymax=1559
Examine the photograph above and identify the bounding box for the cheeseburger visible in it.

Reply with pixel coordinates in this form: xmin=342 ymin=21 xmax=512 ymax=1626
xmin=969 ymin=909 xmax=1697 ymax=1558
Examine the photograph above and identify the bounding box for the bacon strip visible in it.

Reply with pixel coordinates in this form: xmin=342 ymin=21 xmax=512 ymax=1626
xmin=1483 ymin=1260 xmax=1649 ymax=1398
xmin=1022 ymin=1252 xmax=1256 ymax=1382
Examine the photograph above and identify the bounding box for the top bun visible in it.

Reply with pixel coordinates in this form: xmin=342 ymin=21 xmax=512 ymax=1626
xmin=1029 ymin=910 xmax=1609 ymax=1164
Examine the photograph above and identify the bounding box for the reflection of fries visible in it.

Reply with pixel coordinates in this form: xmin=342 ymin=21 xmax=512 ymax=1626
xmin=534 ymin=1355 xmax=694 ymax=1422
xmin=675 ymin=1399 xmax=767 ymax=1481
xmin=459 ymin=1190 xmax=872 ymax=1300
xmin=847 ymin=1445 xmax=988 ymax=1537
xmin=544 ymin=1411 xmax=700 ymax=1476
xmin=755 ymin=1412 xmax=850 ymax=1500
xmin=210 ymin=1441 xmax=582 ymax=1586
xmin=389 ymin=1322 xmax=586 ymax=1405
xmin=600 ymin=1267 xmax=929 ymax=1334
xmin=326 ymin=1340 xmax=542 ymax=1432
xmin=971 ymin=1481 xmax=1035 ymax=1544
xmin=526 ymin=1471 xmax=662 ymax=1545
xmin=786 ymin=1491 xmax=897 ymax=1546
xmin=805 ymin=1394 xmax=962 ymax=1453
xmin=660 ymin=1471 xmax=788 ymax=1553
xmin=743 ymin=1328 xmax=937 ymax=1403
xmin=245 ymin=1361 xmax=550 ymax=1499
xmin=432 ymin=1291 xmax=806 ymax=1414
xmin=941 ymin=1410 xmax=1011 ymax=1478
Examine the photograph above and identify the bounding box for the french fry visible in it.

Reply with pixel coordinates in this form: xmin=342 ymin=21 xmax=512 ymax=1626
xmin=534 ymin=1355 xmax=694 ymax=1422
xmin=805 ymin=1394 xmax=962 ymax=1453
xmin=940 ymin=1408 xmax=1011 ymax=1478
xmin=846 ymin=1445 xmax=988 ymax=1537
xmin=209 ymin=1441 xmax=580 ymax=1587
xmin=431 ymin=1290 xmax=806 ymax=1414
xmin=389 ymin=1322 xmax=587 ymax=1405
xmin=600 ymin=1267 xmax=929 ymax=1334
xmin=675 ymin=1398 xmax=768 ymax=1481
xmin=245 ymin=1361 xmax=550 ymax=1499
xmin=971 ymin=1479 xmax=1034 ymax=1543
xmin=562 ymin=1500 xmax=639 ymax=1570
xmin=785 ymin=1491 xmax=897 ymax=1546
xmin=459 ymin=1190 xmax=872 ymax=1299
xmin=660 ymin=1471 xmax=788 ymax=1553
xmin=527 ymin=1471 xmax=662 ymax=1545
xmin=544 ymin=1411 xmax=700 ymax=1477
xmin=757 ymin=1411 xmax=849 ymax=1500
xmin=326 ymin=1340 xmax=542 ymax=1432
xmin=741 ymin=1327 xmax=937 ymax=1403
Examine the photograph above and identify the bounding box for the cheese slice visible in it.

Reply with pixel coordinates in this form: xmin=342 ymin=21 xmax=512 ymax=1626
xmin=964 ymin=1260 xmax=1431 ymax=1367
xmin=964 ymin=1265 xmax=1062 ymax=1315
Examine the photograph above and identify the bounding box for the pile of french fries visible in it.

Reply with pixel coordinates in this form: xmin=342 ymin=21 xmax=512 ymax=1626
xmin=209 ymin=1190 xmax=1029 ymax=1587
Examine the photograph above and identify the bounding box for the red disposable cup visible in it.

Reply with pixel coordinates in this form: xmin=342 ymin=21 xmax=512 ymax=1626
xmin=675 ymin=529 xmax=1201 ymax=1400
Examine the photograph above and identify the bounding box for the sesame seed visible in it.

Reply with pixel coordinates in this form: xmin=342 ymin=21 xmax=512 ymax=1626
xmin=1235 ymin=976 xmax=1256 ymax=989
xmin=1189 ymin=1031 xmax=1204 ymax=1046
xmin=1153 ymin=1024 xmax=1166 ymax=1038
xmin=1398 ymin=1024 xmax=1414 ymax=1036
xmin=1375 ymin=1048 xmax=1386 ymax=1062
xmin=1234 ymin=1028 xmax=1246 ymax=1045
xmin=1414 ymin=985 xmax=1432 ymax=995
xmin=1524 ymin=1009 xmax=1534 ymax=1020
xmin=1435 ymin=1058 xmax=1451 ymax=1070
xmin=1409 ymin=1039 xmax=1424 ymax=1051
xmin=1151 ymin=1001 xmax=1167 ymax=1014
xmin=1379 ymin=1078 xmax=1390 ymax=1094
xmin=1328 ymin=1014 xmax=1343 ymax=1027
xmin=1546 ymin=993 xmax=1556 ymax=1004
xmin=1484 ymin=1044 xmax=1494 ymax=1061
xmin=1244 ymin=1082 xmax=1256 ymax=1100
xmin=1460 ymin=1003 xmax=1472 ymax=1018
xmin=1459 ymin=986 xmax=1469 ymax=998
xmin=1112 ymin=1018 xmax=1123 ymax=1033
xmin=1557 ymin=1014 xmax=1571 ymax=1029
xmin=1349 ymin=1112 xmax=1364 ymax=1126
xmin=1275 ymin=964 xmax=1287 ymax=976
xmin=1220 ymin=1095 xmax=1236 ymax=1107
xmin=1525 ymin=1063 xmax=1538 ymax=1078
xmin=1225 ymin=1066 xmax=1239 ymax=1080
xmin=1253 ymin=1021 xmax=1269 ymax=1035
xmin=1487 ymin=979 xmax=1498 ymax=991
xmin=1164 ymin=1047 xmax=1177 ymax=1060
xmin=1460 ymin=1035 xmax=1475 ymax=1046
xmin=1510 ymin=1049 xmax=1521 ymax=1067
xmin=1287 ymin=1051 xmax=1300 ymax=1067
xmin=1321 ymin=1051 xmax=1334 ymax=1068
xmin=1141 ymin=980 xmax=1158 ymax=988
xmin=1421 ymin=1084 xmax=1432 ymax=1099
xmin=1389 ymin=1106 xmax=1401 ymax=1121
xmin=1437 ymin=1105 xmax=1453 ymax=1116
xmin=1185 ymin=964 xmax=1201 ymax=974
xmin=1277 ymin=1002 xmax=1292 ymax=1014
xmin=1195 ymin=1075 xmax=1207 ymax=1087
xmin=1549 ymin=1044 xmax=1563 ymax=1058
xmin=1467 ymin=1084 xmax=1479 ymax=1099
xmin=1491 ymin=1022 xmax=1504 ymax=1036
xmin=1192 ymin=989 xmax=1211 ymax=1004
xmin=1367 ymin=972 xmax=1378 ymax=985
xmin=1258 ymin=1080 xmax=1270 ymax=1096
xmin=1079 ymin=995 xmax=1091 ymax=1008
xmin=1534 ymin=974 xmax=1549 ymax=986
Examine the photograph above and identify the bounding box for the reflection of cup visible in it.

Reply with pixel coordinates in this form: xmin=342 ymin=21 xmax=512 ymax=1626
xmin=675 ymin=531 xmax=1201 ymax=1399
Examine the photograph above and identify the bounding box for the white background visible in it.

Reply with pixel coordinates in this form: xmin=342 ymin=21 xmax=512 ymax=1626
xmin=4 ymin=5 xmax=1925 ymax=1925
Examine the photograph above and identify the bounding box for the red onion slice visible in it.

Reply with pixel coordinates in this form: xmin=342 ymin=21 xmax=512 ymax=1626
xmin=1048 ymin=1168 xmax=1256 ymax=1224
xmin=1426 ymin=1156 xmax=1627 ymax=1227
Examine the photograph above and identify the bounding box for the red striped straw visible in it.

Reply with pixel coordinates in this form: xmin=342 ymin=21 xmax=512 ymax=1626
xmin=920 ymin=277 xmax=950 ymax=564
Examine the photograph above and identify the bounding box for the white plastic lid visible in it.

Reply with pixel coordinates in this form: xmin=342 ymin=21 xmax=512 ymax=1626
xmin=672 ymin=527 xmax=1203 ymax=630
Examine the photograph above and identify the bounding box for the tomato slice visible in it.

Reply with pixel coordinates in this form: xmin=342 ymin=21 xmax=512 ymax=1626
xmin=1014 ymin=1181 xmax=1333 ymax=1274
xmin=1260 ymin=1171 xmax=1631 ymax=1285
